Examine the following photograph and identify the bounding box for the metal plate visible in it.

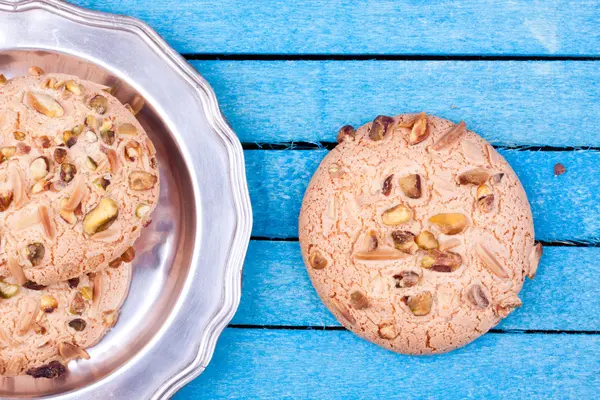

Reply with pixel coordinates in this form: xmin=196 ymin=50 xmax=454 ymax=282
xmin=0 ymin=1 xmax=252 ymax=398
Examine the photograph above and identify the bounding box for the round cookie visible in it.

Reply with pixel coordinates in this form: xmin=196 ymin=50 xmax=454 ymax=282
xmin=299 ymin=113 xmax=541 ymax=355
xmin=0 ymin=71 xmax=159 ymax=285
xmin=0 ymin=263 xmax=131 ymax=377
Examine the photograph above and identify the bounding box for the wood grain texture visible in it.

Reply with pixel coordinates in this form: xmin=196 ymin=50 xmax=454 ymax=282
xmin=193 ymin=60 xmax=600 ymax=146
xmin=234 ymin=241 xmax=599 ymax=331
xmin=246 ymin=149 xmax=600 ymax=243
xmin=175 ymin=329 xmax=600 ymax=399
xmin=70 ymin=0 xmax=600 ymax=56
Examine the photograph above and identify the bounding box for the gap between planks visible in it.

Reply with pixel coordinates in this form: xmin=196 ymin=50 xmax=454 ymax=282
xmin=250 ymin=237 xmax=600 ymax=248
xmin=227 ymin=324 xmax=600 ymax=335
xmin=183 ymin=54 xmax=600 ymax=62
xmin=241 ymin=142 xmax=600 ymax=152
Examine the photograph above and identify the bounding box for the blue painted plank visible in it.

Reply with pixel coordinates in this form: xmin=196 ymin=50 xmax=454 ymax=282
xmin=175 ymin=329 xmax=600 ymax=399
xmin=70 ymin=0 xmax=600 ymax=56
xmin=193 ymin=60 xmax=600 ymax=146
xmin=246 ymin=149 xmax=600 ymax=243
xmin=233 ymin=242 xmax=600 ymax=331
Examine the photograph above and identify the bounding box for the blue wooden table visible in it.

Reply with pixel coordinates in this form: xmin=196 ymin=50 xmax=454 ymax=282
xmin=73 ymin=1 xmax=600 ymax=398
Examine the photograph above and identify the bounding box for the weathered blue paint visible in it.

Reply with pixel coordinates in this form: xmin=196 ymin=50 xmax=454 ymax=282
xmin=70 ymin=0 xmax=600 ymax=56
xmin=58 ymin=2 xmax=600 ymax=398
xmin=175 ymin=329 xmax=600 ymax=399
xmin=193 ymin=60 xmax=600 ymax=146
xmin=233 ymin=241 xmax=599 ymax=331
xmin=246 ymin=149 xmax=600 ymax=243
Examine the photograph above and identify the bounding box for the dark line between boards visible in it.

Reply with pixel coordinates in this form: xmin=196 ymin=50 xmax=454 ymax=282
xmin=251 ymin=237 xmax=600 ymax=248
xmin=241 ymin=142 xmax=600 ymax=152
xmin=227 ymin=324 xmax=599 ymax=335
xmin=184 ymin=54 xmax=600 ymax=62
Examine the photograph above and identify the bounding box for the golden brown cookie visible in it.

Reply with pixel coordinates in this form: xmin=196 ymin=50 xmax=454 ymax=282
xmin=299 ymin=113 xmax=540 ymax=354
xmin=0 ymin=263 xmax=131 ymax=377
xmin=0 ymin=71 xmax=158 ymax=285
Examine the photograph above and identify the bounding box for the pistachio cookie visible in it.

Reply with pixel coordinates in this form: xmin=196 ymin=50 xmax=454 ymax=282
xmin=299 ymin=113 xmax=542 ymax=354
xmin=0 ymin=70 xmax=158 ymax=285
xmin=0 ymin=262 xmax=131 ymax=377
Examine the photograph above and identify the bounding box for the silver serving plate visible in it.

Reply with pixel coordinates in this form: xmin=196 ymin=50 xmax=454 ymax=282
xmin=0 ymin=0 xmax=252 ymax=398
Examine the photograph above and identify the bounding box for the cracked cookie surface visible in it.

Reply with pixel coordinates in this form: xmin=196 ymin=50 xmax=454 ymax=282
xmin=0 ymin=263 xmax=131 ymax=376
xmin=0 ymin=73 xmax=158 ymax=285
xmin=299 ymin=114 xmax=537 ymax=354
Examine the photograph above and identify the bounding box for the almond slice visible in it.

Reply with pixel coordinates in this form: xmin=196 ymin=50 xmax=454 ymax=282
xmin=63 ymin=175 xmax=87 ymax=211
xmin=8 ymin=163 xmax=28 ymax=208
xmin=91 ymin=225 xmax=121 ymax=242
xmin=58 ymin=342 xmax=90 ymax=361
xmin=528 ymin=242 xmax=543 ymax=279
xmin=25 ymin=92 xmax=64 ymax=118
xmin=101 ymin=147 xmax=119 ymax=174
xmin=432 ymin=121 xmax=466 ymax=151
xmin=354 ymin=249 xmax=406 ymax=260
xmin=7 ymin=258 xmax=27 ymax=286
xmin=439 ymin=238 xmax=461 ymax=251
xmin=17 ymin=298 xmax=39 ymax=335
xmin=495 ymin=293 xmax=523 ymax=318
xmin=475 ymin=243 xmax=509 ymax=278
xmin=38 ymin=205 xmax=56 ymax=241
xmin=330 ymin=298 xmax=356 ymax=325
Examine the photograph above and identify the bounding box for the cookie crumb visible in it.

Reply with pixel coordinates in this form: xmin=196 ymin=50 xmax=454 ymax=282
xmin=553 ymin=163 xmax=566 ymax=176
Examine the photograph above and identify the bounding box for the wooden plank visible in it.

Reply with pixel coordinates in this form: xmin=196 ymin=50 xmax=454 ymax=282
xmin=246 ymin=149 xmax=600 ymax=243
xmin=175 ymin=329 xmax=600 ymax=399
xmin=233 ymin=241 xmax=600 ymax=331
xmin=71 ymin=1 xmax=600 ymax=56
xmin=193 ymin=60 xmax=600 ymax=146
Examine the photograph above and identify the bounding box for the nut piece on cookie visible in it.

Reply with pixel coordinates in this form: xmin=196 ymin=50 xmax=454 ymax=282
xmin=420 ymin=249 xmax=462 ymax=272
xmin=0 ymin=190 xmax=13 ymax=212
xmin=494 ymin=293 xmax=522 ymax=318
xmin=391 ymin=231 xmax=418 ymax=254
xmin=527 ymin=242 xmax=543 ymax=279
xmin=408 ymin=112 xmax=429 ymax=145
xmin=378 ymin=323 xmax=398 ymax=339
xmin=432 ymin=120 xmax=466 ymax=151
xmin=398 ymin=174 xmax=422 ymax=199
xmin=382 ymin=204 xmax=412 ymax=226
xmin=467 ymin=284 xmax=490 ymax=309
xmin=369 ymin=115 xmax=394 ymax=141
xmin=402 ymin=292 xmax=433 ymax=316
xmin=393 ymin=271 xmax=421 ymax=288
xmin=0 ymin=279 xmax=20 ymax=299
xmin=308 ymin=250 xmax=328 ymax=270
xmin=30 ymin=157 xmax=50 ymax=181
xmin=457 ymin=168 xmax=490 ymax=185
xmin=26 ymin=361 xmax=67 ymax=379
xmin=415 ymin=231 xmax=439 ymax=250
xmin=25 ymin=92 xmax=64 ymax=118
xmin=476 ymin=184 xmax=494 ymax=213
xmin=128 ymin=171 xmax=158 ymax=191
xmin=40 ymin=295 xmax=58 ymax=313
xmin=337 ymin=125 xmax=356 ymax=143
xmin=475 ymin=243 xmax=509 ymax=278
xmin=429 ymin=213 xmax=468 ymax=235
xmin=354 ymin=249 xmax=405 ymax=260
xmin=350 ymin=291 xmax=370 ymax=310
xmin=83 ymin=198 xmax=119 ymax=235
xmin=26 ymin=243 xmax=45 ymax=266
xmin=88 ymin=94 xmax=108 ymax=114
xmin=382 ymin=174 xmax=394 ymax=196
xmin=365 ymin=230 xmax=379 ymax=252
